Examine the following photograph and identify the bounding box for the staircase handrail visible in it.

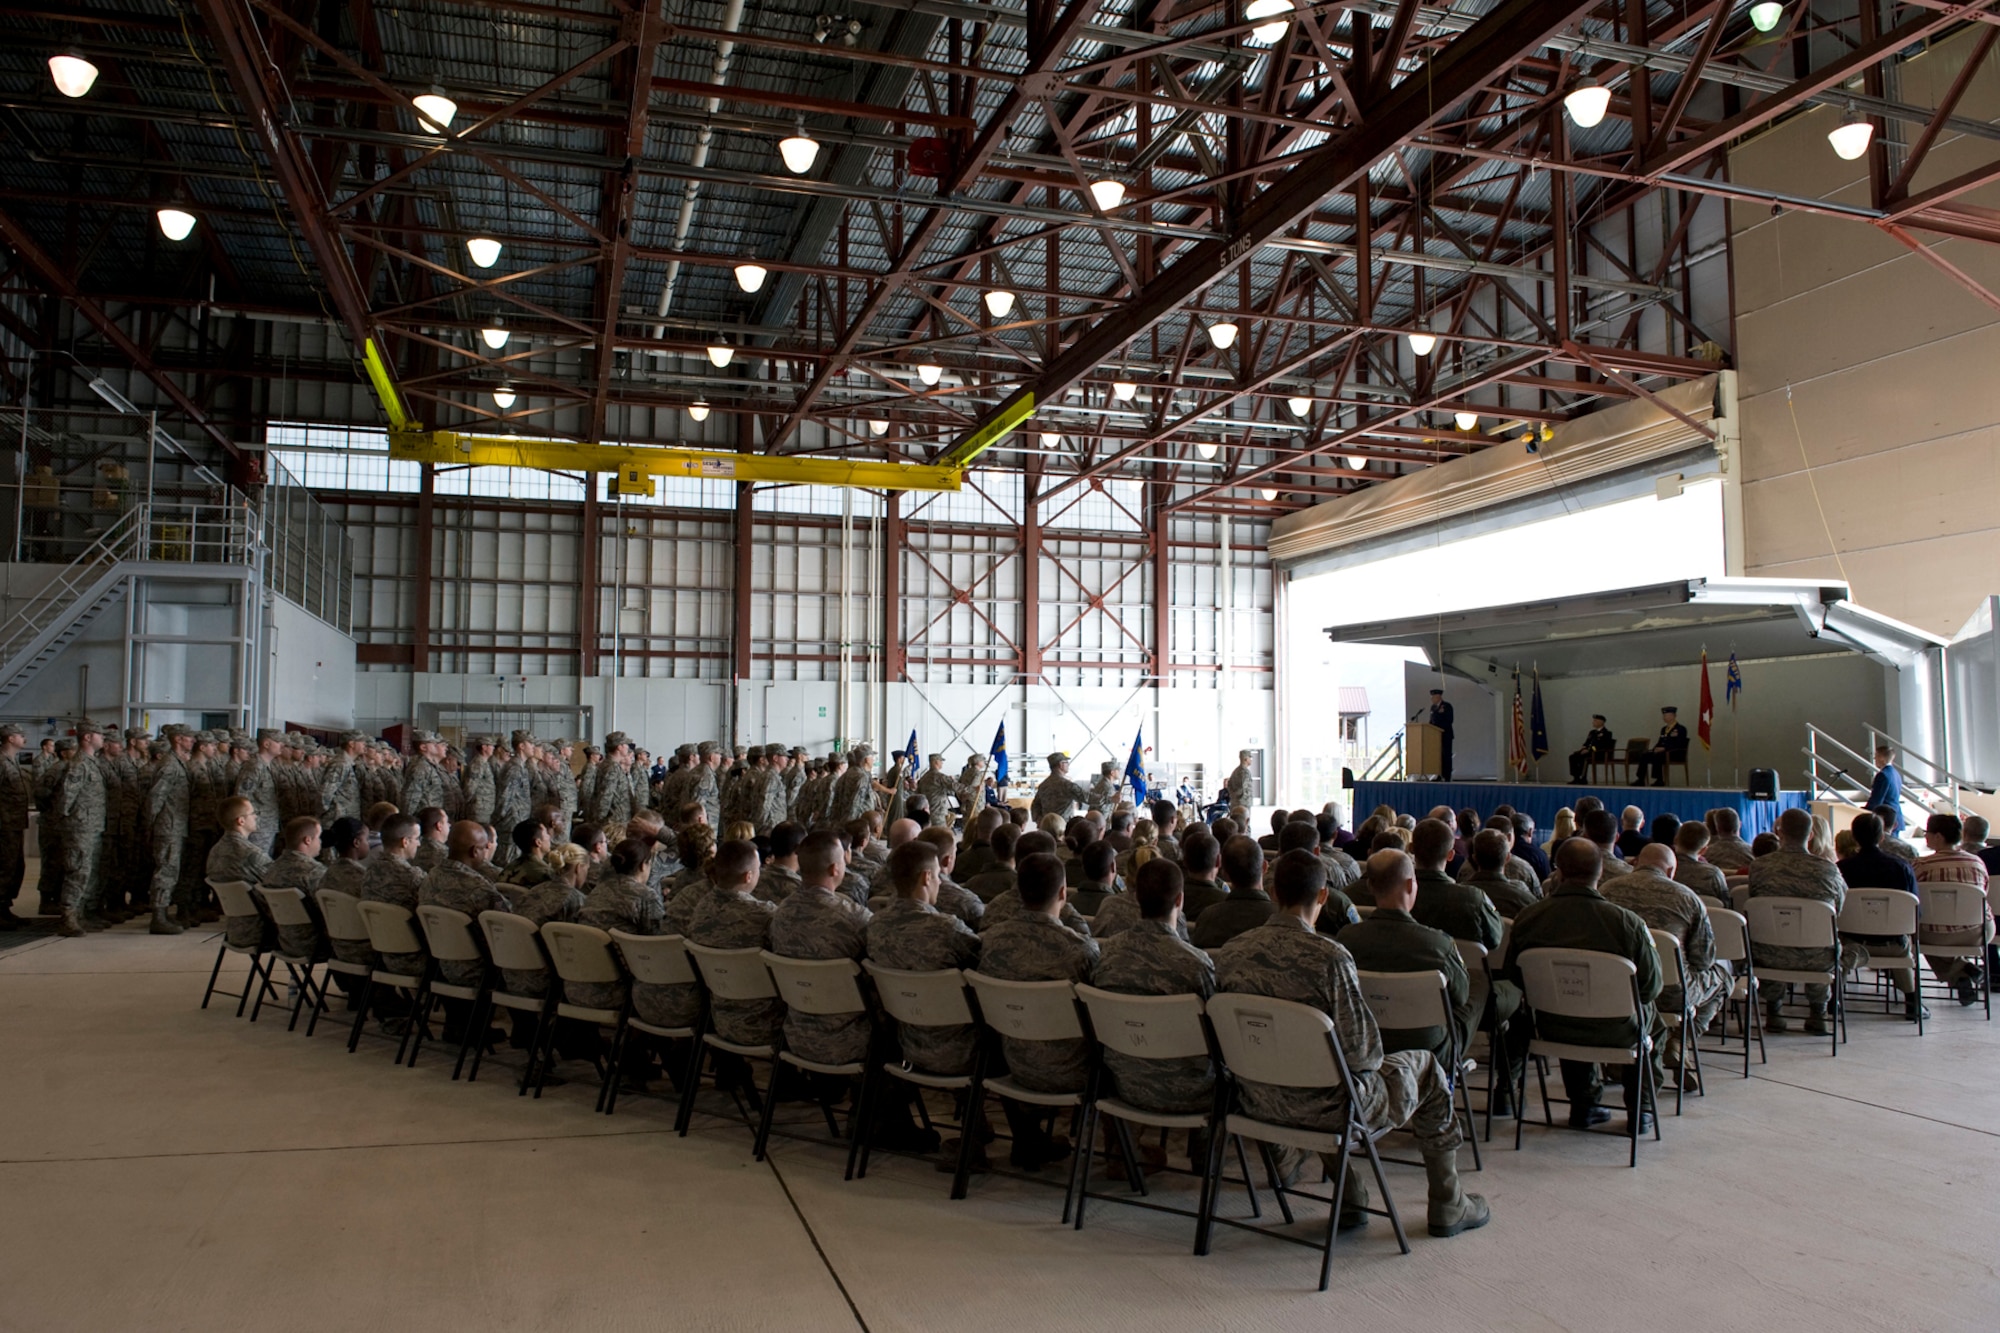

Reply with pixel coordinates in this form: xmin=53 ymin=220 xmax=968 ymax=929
xmin=0 ymin=506 xmax=145 ymax=663
xmin=1361 ymin=729 xmax=1406 ymax=782
xmin=1864 ymin=724 xmax=1993 ymax=801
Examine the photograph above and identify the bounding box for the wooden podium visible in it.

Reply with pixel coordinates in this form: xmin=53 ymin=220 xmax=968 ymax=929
xmin=1405 ymin=723 xmax=1445 ymax=779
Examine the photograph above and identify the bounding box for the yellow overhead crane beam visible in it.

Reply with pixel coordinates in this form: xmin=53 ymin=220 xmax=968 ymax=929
xmin=387 ymin=429 xmax=966 ymax=496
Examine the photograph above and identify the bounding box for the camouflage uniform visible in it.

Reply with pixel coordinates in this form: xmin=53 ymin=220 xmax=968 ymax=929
xmin=686 ymin=889 xmax=784 ymax=1045
xmin=915 ymin=766 xmax=959 ymax=828
xmin=206 ymin=831 xmax=272 ymax=950
xmin=1086 ymin=772 xmax=1121 ymax=820
xmin=413 ymin=838 xmax=449 ymax=875
xmin=359 ymin=851 xmax=428 ymax=975
xmin=769 ymin=886 xmax=873 ymax=1064
xmin=694 ymin=749 xmax=724 ymax=828
xmin=320 ymin=749 xmax=365 ymax=823
xmin=549 ymin=750 xmax=580 ymax=837
xmin=1031 ymin=767 xmax=1089 ymax=823
xmin=459 ymin=748 xmax=497 ymax=825
xmin=1224 ymin=762 xmax=1253 ymax=808
xmin=1746 ymin=848 xmax=1852 ymax=1015
xmin=493 ymin=753 xmax=534 ymax=857
xmin=754 ymin=862 xmax=801 ymax=904
xmin=758 ymin=760 xmax=793 ymax=836
xmin=258 ymin=849 xmax=327 ymax=958
xmin=234 ymin=753 xmax=283 ymax=853
xmin=1463 ymin=868 xmax=1540 ymax=920
xmin=827 ymin=762 xmax=879 ymax=826
xmin=978 ymin=912 xmax=1099 ymax=1096
xmin=496 ymin=878 xmax=585 ymax=998
xmin=656 ymin=752 xmax=700 ymax=819
xmin=1603 ymin=866 xmax=1730 ymax=1031
xmin=500 ymin=854 xmax=553 ymax=889
xmin=0 ymin=740 xmax=32 ymax=916
xmin=1091 ymin=920 xmax=1216 ymax=1112
xmin=420 ymin=860 xmax=510 ymax=987
xmin=33 ymin=747 xmax=66 ymax=910
xmin=1214 ymin=915 xmax=1464 ymax=1156
xmin=320 ymin=859 xmax=374 ymax=968
xmin=400 ymin=755 xmax=448 ymax=819
xmin=1673 ymin=858 xmax=1730 ymax=903
xmin=1318 ymin=846 xmax=1362 ymax=895
xmin=567 ymin=872 xmax=663 ymax=1011
xmin=57 ymin=747 xmax=107 ymax=920
xmin=145 ymin=748 xmax=193 ymax=918
xmin=953 ymin=762 xmax=989 ymax=829
xmin=864 ymin=896 xmax=982 ymax=1073
xmin=1703 ymin=834 xmax=1757 ymax=872
xmin=980 ymin=888 xmax=1089 ymax=937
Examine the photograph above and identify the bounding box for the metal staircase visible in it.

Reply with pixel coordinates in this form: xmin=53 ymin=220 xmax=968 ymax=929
xmin=0 ymin=509 xmax=145 ymax=709
xmin=1803 ymin=723 xmax=1992 ymax=823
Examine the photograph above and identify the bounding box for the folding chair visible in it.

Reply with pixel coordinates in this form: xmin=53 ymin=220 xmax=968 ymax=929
xmin=1355 ymin=969 xmax=1480 ymax=1170
xmin=472 ymin=910 xmax=560 ymax=1093
xmin=352 ymin=900 xmax=432 ymax=1063
xmin=1702 ymin=906 xmax=1763 ymax=1076
xmin=539 ymin=921 xmax=632 ymax=1111
xmin=1511 ymin=947 xmax=1660 ymax=1167
xmin=856 ymin=962 xmax=986 ymax=1199
xmin=1071 ymin=984 xmax=1263 ymax=1253
xmin=1837 ymin=888 xmax=1922 ymax=1033
xmin=1454 ymin=937 xmax=1511 ymax=1142
xmin=1351 ymin=905 xmax=1376 ymax=921
xmin=250 ymin=886 xmax=327 ymax=1031
xmin=679 ymin=942 xmax=781 ymax=1138
xmin=962 ymin=972 xmax=1094 ymax=1223
xmin=1648 ymin=930 xmax=1703 ymax=1112
xmin=604 ymin=931 xmax=700 ymax=1117
xmin=758 ymin=952 xmax=872 ymax=1176
xmin=1203 ymin=992 xmax=1411 ymax=1290
xmin=311 ymin=889 xmax=375 ymax=1040
xmin=411 ymin=905 xmax=491 ymax=1079
xmin=200 ymin=879 xmax=280 ymax=1019
xmin=1914 ymin=881 xmax=1994 ymax=1020
xmin=1727 ymin=879 xmax=1750 ymax=912
xmin=1744 ymin=897 xmax=1845 ymax=1055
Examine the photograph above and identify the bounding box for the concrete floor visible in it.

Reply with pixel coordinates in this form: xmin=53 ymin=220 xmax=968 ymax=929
xmin=3 ymin=922 xmax=1996 ymax=1332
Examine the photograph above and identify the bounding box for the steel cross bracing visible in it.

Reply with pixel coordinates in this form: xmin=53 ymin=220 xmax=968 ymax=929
xmin=2 ymin=0 xmax=1999 ymax=513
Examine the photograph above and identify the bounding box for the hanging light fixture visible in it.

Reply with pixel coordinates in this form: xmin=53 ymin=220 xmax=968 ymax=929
xmin=1286 ymin=396 xmax=1312 ymax=418
xmin=916 ymin=363 xmax=942 ymax=386
xmin=491 ymin=386 xmax=516 ymax=410
xmin=1454 ymin=410 xmax=1479 ymax=431
xmin=1407 ymin=331 xmax=1437 ymax=357
xmin=688 ymin=400 xmax=711 ymax=422
xmin=1828 ymin=103 xmax=1875 ymax=161
xmin=1111 ymin=379 xmax=1138 ymax=402
xmin=481 ymin=317 xmax=509 ymax=350
xmin=733 ymin=263 xmax=768 ymax=293
xmin=868 ymin=418 xmax=890 ymax=436
xmin=1749 ymin=1 xmax=1784 ymax=32
xmin=1088 ymin=179 xmax=1126 ymax=210
xmin=466 ymin=236 xmax=502 ymax=269
xmin=1244 ymin=0 xmax=1293 ymax=44
xmin=778 ymin=119 xmax=819 ymax=173
xmin=1345 ymin=455 xmax=1367 ymax=471
xmin=412 ymin=84 xmax=458 ymax=133
xmin=156 ymin=206 xmax=196 ymax=242
xmin=1259 ymin=487 xmax=1279 ymax=501
xmin=707 ymin=344 xmax=734 ymax=368
xmin=1564 ymin=80 xmax=1611 ymax=130
xmin=983 ymin=289 xmax=1015 ymax=318
xmin=48 ymin=50 xmax=99 ymax=98
xmin=1207 ymin=321 xmax=1239 ymax=350
xmin=1197 ymin=441 xmax=1220 ymax=460
xmin=1040 ymin=430 xmax=1062 ymax=447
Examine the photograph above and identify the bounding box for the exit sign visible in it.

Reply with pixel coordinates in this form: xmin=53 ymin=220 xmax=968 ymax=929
xmin=817 ymin=706 xmax=828 ymax=717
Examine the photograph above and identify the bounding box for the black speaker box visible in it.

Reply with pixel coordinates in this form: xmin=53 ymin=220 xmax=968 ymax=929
xmin=1746 ymin=768 xmax=1778 ymax=800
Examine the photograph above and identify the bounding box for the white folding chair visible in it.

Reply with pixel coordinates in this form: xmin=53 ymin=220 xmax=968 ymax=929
xmin=1351 ymin=905 xmax=1376 ymax=920
xmin=1915 ymin=881 xmax=1994 ymax=1020
xmin=1203 ymin=992 xmax=1411 ymax=1290
xmin=604 ymin=931 xmax=700 ymax=1117
xmin=540 ymin=921 xmax=631 ymax=1111
xmin=962 ymin=972 xmax=1094 ymax=1223
xmin=473 ymin=910 xmax=562 ymax=1093
xmin=857 ymin=962 xmax=985 ymax=1198
xmin=759 ymin=952 xmax=872 ymax=1176
xmin=1701 ymin=906 xmax=1763 ymax=1076
xmin=1648 ymin=930 xmax=1702 ymax=1112
xmin=311 ymin=889 xmax=375 ymax=1040
xmin=352 ymin=900 xmax=431 ymax=1064
xmin=249 ymin=886 xmax=329 ymax=1031
xmin=1356 ymin=968 xmax=1480 ymax=1170
xmin=412 ymin=905 xmax=490 ymax=1079
xmin=680 ymin=942 xmax=782 ymax=1139
xmin=1744 ymin=897 xmax=1845 ymax=1055
xmin=1453 ymin=937 xmax=1511 ymax=1143
xmin=1071 ymin=984 xmax=1261 ymax=1252
xmin=1838 ymin=888 xmax=1923 ymax=1032
xmin=201 ymin=879 xmax=279 ymax=1019
xmin=1511 ymin=947 xmax=1659 ymax=1167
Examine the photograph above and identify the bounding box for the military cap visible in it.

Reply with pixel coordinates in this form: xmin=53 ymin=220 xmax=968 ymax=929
xmin=605 ymin=731 xmax=631 ymax=750
xmin=75 ymin=720 xmax=104 ymax=737
xmin=158 ymin=724 xmax=187 ymax=740
xmin=125 ymin=728 xmax=151 ymax=742
xmin=850 ymin=745 xmax=873 ymax=761
xmin=339 ymin=730 xmax=366 ymax=745
xmin=1660 ymin=705 xmax=1679 ymax=714
xmin=674 ymin=743 xmax=695 ymax=760
xmin=1046 ymin=751 xmax=1069 ymax=765
xmin=56 ymin=736 xmax=78 ymax=753
xmin=828 ymin=751 xmax=846 ymax=765
xmin=412 ymin=729 xmax=443 ymax=745
xmin=256 ymin=727 xmax=284 ymax=743
xmin=791 ymin=746 xmax=808 ymax=758
xmin=511 ymin=729 xmax=537 ymax=747
xmin=1101 ymin=761 xmax=1117 ymax=774
xmin=0 ymin=724 xmax=22 ymax=741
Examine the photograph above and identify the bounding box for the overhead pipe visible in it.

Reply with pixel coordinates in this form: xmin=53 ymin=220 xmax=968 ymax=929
xmin=652 ymin=0 xmax=747 ymax=340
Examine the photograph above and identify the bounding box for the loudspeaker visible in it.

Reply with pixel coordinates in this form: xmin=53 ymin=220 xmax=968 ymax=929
xmin=1746 ymin=768 xmax=1778 ymax=800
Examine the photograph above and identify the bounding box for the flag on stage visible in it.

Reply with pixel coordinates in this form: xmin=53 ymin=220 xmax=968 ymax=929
xmin=1698 ymin=650 xmax=1715 ymax=752
xmin=1509 ymin=668 xmax=1529 ymax=780
xmin=1125 ymin=727 xmax=1150 ymax=805
xmin=1726 ymin=651 xmax=1742 ymax=708
xmin=988 ymin=721 xmax=1008 ymax=786
xmin=1529 ymin=667 xmax=1549 ymax=761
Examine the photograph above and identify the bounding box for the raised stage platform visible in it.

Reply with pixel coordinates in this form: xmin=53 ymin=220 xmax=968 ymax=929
xmin=1352 ymin=779 xmax=1809 ymax=839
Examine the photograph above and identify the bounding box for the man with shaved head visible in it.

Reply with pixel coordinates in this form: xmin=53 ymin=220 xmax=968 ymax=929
xmin=420 ymin=821 xmax=510 ymax=1042
xmin=1603 ymin=843 xmax=1728 ymax=1090
xmin=1747 ymin=807 xmax=1851 ymax=1035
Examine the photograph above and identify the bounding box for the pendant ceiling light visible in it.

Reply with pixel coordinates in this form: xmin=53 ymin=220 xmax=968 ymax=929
xmin=916 ymin=363 xmax=942 ymax=386
xmin=48 ymin=51 xmax=98 ymax=98
xmin=1111 ymin=379 xmax=1138 ymax=402
xmin=778 ymin=120 xmax=819 ymax=174
xmin=688 ymin=400 xmax=710 ymax=422
xmin=1196 ymin=441 xmax=1220 ymax=460
xmin=1286 ymin=396 xmax=1312 ymax=418
xmin=1207 ymin=321 xmax=1239 ymax=349
xmin=491 ymin=386 xmax=516 ymax=410
xmin=707 ymin=344 xmax=734 ymax=368
xmin=1564 ymin=81 xmax=1611 ymax=129
xmin=733 ymin=263 xmax=768 ymax=293
xmin=983 ymin=289 xmax=1015 ymax=318
xmin=412 ymin=85 xmax=458 ymax=133
xmin=1454 ymin=411 xmax=1479 ymax=431
xmin=1827 ymin=104 xmax=1875 ymax=161
xmin=1089 ymin=179 xmax=1126 ymax=210
xmin=466 ymin=236 xmax=502 ymax=269
xmin=156 ymin=207 xmax=196 ymax=241
xmin=1749 ymin=1 xmax=1784 ymax=32
xmin=1407 ymin=331 xmax=1437 ymax=356
xmin=481 ymin=317 xmax=509 ymax=350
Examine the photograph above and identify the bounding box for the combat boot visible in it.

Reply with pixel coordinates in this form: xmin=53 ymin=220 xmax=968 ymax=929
xmin=1336 ymin=1162 xmax=1371 ymax=1232
xmin=1423 ymin=1150 xmax=1490 ymax=1238
xmin=57 ymin=908 xmax=86 ymax=938
xmin=1763 ymin=1002 xmax=1789 ymax=1033
xmin=150 ymin=904 xmax=185 ymax=936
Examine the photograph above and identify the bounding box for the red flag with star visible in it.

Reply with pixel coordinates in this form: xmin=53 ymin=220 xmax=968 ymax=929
xmin=1698 ymin=649 xmax=1714 ymax=752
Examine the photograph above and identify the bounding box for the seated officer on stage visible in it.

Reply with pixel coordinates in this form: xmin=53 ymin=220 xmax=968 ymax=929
xmin=1633 ymin=707 xmax=1688 ymax=788
xmin=1569 ymin=715 xmax=1617 ymax=783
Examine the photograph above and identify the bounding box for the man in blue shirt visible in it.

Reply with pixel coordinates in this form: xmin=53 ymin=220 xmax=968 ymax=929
xmin=1865 ymin=745 xmax=1903 ymax=835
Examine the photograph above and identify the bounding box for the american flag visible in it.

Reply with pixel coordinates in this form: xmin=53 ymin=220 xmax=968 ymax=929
xmin=1509 ymin=668 xmax=1530 ymax=780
